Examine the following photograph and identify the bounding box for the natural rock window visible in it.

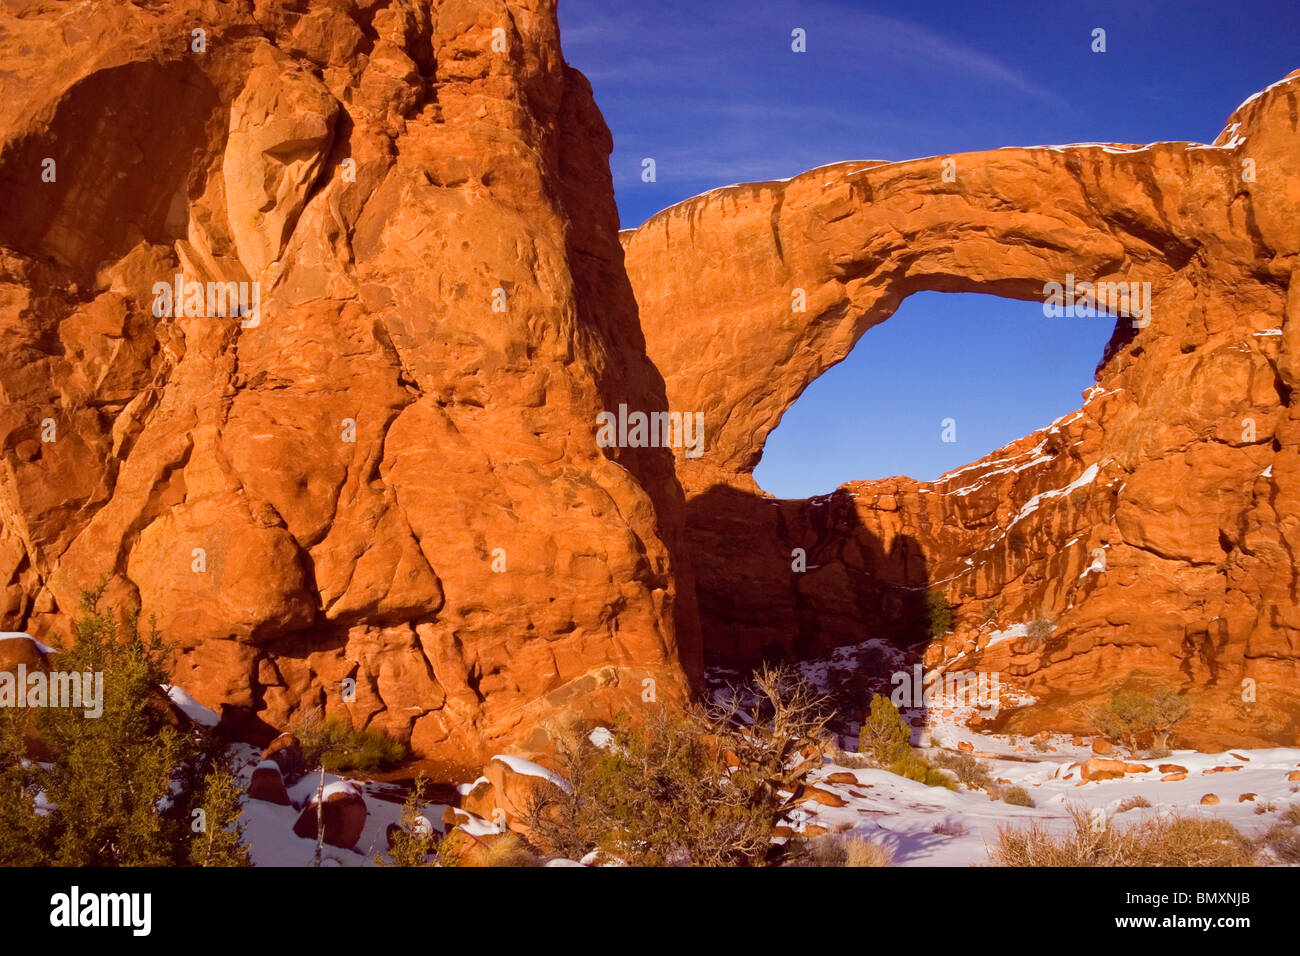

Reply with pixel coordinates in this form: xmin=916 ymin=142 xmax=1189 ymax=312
xmin=754 ymin=290 xmax=1116 ymax=498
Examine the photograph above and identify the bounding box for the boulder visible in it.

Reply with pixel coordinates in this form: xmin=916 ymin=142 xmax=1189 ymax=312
xmin=247 ymin=760 xmax=290 ymax=805
xmin=1161 ymin=772 xmax=1187 ymax=781
xmin=1201 ymin=794 xmax=1220 ymax=805
xmin=1158 ymin=764 xmax=1188 ymax=774
xmin=824 ymin=772 xmax=859 ymax=785
xmin=1080 ymin=758 xmax=1129 ymax=782
xmin=0 ymin=633 xmax=50 ymax=672
xmin=292 ymin=781 xmax=367 ymax=849
xmin=798 ymin=786 xmax=847 ymax=808
xmin=482 ymin=755 xmax=571 ymax=826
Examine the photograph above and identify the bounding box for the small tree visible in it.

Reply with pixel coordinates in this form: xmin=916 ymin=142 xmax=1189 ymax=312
xmin=1094 ymin=690 xmax=1153 ymax=755
xmin=189 ymin=760 xmax=251 ymax=867
xmin=37 ymin=588 xmax=197 ymax=866
xmin=858 ymin=694 xmax=912 ymax=765
xmin=382 ymin=775 xmax=437 ymax=867
xmin=525 ymin=664 xmax=833 ymax=866
xmin=1148 ymin=688 xmax=1190 ymax=751
xmin=926 ymin=591 xmax=952 ymax=640
xmin=1095 ymin=687 xmax=1190 ymax=755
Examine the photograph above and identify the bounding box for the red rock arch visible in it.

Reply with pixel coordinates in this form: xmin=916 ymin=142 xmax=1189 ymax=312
xmin=623 ymin=71 xmax=1300 ymax=746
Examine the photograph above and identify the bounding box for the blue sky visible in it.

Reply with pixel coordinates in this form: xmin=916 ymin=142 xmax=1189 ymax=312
xmin=557 ymin=0 xmax=1300 ymax=495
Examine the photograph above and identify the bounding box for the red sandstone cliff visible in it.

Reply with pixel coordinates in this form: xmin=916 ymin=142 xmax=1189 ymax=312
xmin=0 ymin=0 xmax=697 ymax=769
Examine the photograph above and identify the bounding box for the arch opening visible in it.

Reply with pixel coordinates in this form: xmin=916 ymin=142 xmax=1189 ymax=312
xmin=752 ymin=291 xmax=1117 ymax=498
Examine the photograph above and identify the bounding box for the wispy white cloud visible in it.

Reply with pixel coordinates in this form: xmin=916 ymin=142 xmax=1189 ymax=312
xmin=841 ymin=12 xmax=1063 ymax=105
xmin=561 ymin=0 xmax=1061 ymax=104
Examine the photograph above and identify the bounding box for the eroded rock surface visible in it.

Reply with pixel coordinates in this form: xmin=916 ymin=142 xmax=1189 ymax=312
xmin=0 ymin=0 xmax=696 ymax=769
xmin=3 ymin=0 xmax=1296 ymax=761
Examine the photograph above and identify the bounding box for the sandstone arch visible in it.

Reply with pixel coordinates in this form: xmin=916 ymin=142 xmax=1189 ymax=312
xmin=623 ymin=70 xmax=1300 ymax=746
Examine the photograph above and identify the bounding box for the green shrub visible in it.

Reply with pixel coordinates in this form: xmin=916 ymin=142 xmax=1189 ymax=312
xmin=858 ymin=694 xmax=912 ymax=764
xmin=0 ymin=708 xmax=48 ymax=865
xmin=37 ymin=590 xmax=213 ymax=865
xmin=189 ymin=759 xmax=252 ymax=867
xmin=1094 ymin=686 xmax=1190 ymax=755
xmin=298 ymin=717 xmax=408 ymax=773
xmin=926 ymin=591 xmax=952 ymax=640
xmin=889 ymin=751 xmax=957 ymax=790
xmin=2 ymin=586 xmax=246 ymax=867
xmin=380 ymin=775 xmax=437 ymax=867
xmin=524 ymin=664 xmax=834 ymax=867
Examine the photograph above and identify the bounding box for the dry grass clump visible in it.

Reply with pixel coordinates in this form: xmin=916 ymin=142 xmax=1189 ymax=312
xmin=1115 ymin=795 xmax=1152 ymax=813
xmin=1258 ymin=805 xmax=1300 ymax=863
xmin=843 ymin=835 xmax=894 ymax=867
xmin=999 ymin=785 xmax=1035 ymax=807
xmin=988 ymin=806 xmax=1256 ymax=866
xmin=482 ymin=831 xmax=543 ymax=867
xmin=789 ymin=833 xmax=894 ymax=867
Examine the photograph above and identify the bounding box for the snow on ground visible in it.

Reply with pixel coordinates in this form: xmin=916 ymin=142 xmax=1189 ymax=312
xmin=226 ymin=643 xmax=1300 ymax=867
xmin=227 ymin=727 xmax=1300 ymax=867
xmin=800 ymin=677 xmax=1300 ymax=865
xmin=796 ymin=743 xmax=1300 ymax=867
xmin=227 ymin=744 xmax=437 ymax=867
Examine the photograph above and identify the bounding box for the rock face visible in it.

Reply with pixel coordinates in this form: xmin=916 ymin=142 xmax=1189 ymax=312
xmin=623 ymin=71 xmax=1300 ymax=748
xmin=3 ymin=0 xmax=1297 ymax=760
xmin=0 ymin=0 xmax=697 ymax=770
